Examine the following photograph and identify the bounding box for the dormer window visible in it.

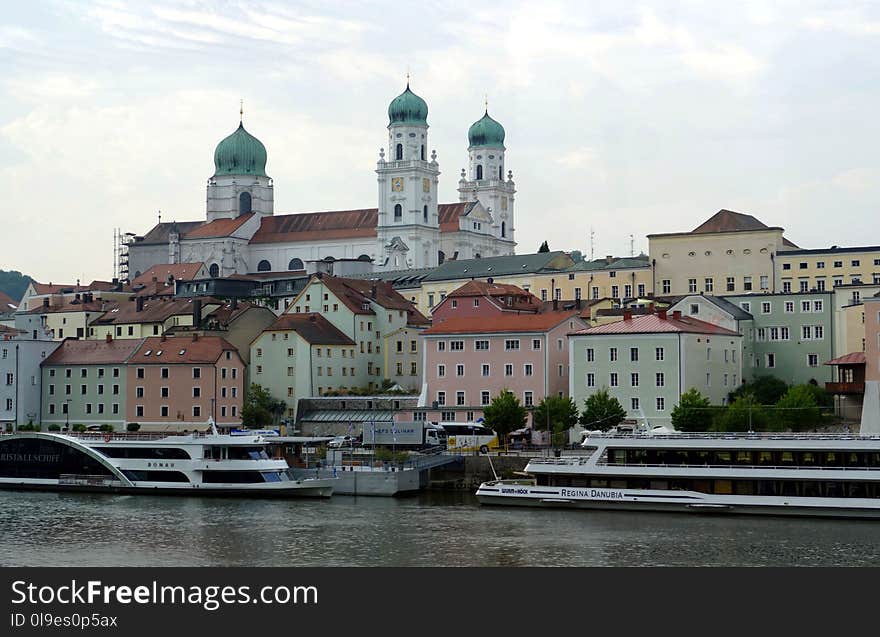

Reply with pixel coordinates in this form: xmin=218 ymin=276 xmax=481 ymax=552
xmin=156 ymin=350 xmax=163 ymax=356
xmin=144 ymin=350 xmax=152 ymax=356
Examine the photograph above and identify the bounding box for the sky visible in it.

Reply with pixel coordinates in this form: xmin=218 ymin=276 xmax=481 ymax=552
xmin=2 ymin=1 xmax=880 ymax=283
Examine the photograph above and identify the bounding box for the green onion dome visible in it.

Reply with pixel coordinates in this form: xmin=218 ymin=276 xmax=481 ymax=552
xmin=468 ymin=111 xmax=505 ymax=148
xmin=213 ymin=122 xmax=268 ymax=177
xmin=388 ymin=84 xmax=428 ymax=126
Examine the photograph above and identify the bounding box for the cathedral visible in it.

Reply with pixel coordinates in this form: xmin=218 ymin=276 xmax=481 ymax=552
xmin=127 ymin=83 xmax=517 ymax=279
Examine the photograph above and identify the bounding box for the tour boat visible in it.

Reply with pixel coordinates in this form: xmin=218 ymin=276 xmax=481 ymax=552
xmin=476 ymin=432 xmax=880 ymax=518
xmin=0 ymin=430 xmax=335 ymax=497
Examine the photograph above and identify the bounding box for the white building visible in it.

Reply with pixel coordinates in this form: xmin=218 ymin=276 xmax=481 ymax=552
xmin=0 ymin=329 xmax=60 ymax=429
xmin=128 ymin=84 xmax=517 ymax=279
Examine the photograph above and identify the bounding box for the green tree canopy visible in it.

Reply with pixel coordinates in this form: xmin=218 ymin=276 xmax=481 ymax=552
xmin=482 ymin=390 xmax=528 ymax=440
xmin=0 ymin=270 xmax=32 ymax=304
xmin=578 ymin=389 xmax=626 ymax=431
xmin=538 ymin=240 xmax=550 ymax=253
xmin=775 ymin=385 xmax=823 ymax=432
xmin=241 ymin=383 xmax=285 ymax=427
xmin=729 ymin=375 xmax=789 ymax=405
xmin=533 ymin=396 xmax=579 ymax=432
xmin=712 ymin=394 xmax=769 ymax=432
xmin=670 ymin=388 xmax=714 ymax=432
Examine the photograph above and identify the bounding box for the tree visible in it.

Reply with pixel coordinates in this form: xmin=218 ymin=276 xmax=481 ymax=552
xmin=0 ymin=270 xmax=32 ymax=304
xmin=670 ymin=389 xmax=714 ymax=432
xmin=538 ymin=240 xmax=550 ymax=253
xmin=712 ymin=395 xmax=769 ymax=432
xmin=241 ymin=383 xmax=285 ymax=427
xmin=578 ymin=389 xmax=626 ymax=431
xmin=774 ymin=385 xmax=823 ymax=432
xmin=533 ymin=396 xmax=579 ymax=446
xmin=801 ymin=382 xmax=833 ymax=408
xmin=729 ymin=375 xmax=788 ymax=405
xmin=482 ymin=390 xmax=528 ymax=441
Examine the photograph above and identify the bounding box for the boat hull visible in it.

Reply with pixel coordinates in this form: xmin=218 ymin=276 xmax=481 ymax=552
xmin=475 ymin=484 xmax=880 ymax=519
xmin=0 ymin=478 xmax=336 ymax=498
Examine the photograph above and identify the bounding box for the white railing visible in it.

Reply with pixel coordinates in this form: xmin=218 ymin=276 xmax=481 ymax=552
xmin=585 ymin=432 xmax=878 ymax=441
xmin=596 ymin=462 xmax=880 ymax=472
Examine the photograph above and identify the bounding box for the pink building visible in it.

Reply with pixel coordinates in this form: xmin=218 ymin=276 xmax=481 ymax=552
xmin=431 ymin=280 xmax=544 ymax=323
xmin=861 ymin=294 xmax=880 ymax=431
xmin=414 ymin=309 xmax=588 ymax=424
xmin=126 ymin=334 xmax=245 ymax=431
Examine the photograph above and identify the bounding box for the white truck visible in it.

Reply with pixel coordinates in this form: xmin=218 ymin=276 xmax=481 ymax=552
xmin=361 ymin=422 xmax=446 ymax=450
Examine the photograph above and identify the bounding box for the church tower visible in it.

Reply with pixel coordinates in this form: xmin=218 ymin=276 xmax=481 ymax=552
xmin=206 ymin=111 xmax=274 ymax=222
xmin=376 ymin=82 xmax=440 ymax=270
xmin=458 ymin=108 xmax=515 ymax=246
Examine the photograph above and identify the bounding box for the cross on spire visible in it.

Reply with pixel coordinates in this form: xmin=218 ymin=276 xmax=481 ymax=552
xmin=240 ymin=99 xmax=244 ymax=122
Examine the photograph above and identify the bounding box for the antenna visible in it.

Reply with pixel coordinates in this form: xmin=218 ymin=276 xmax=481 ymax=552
xmin=630 ymin=234 xmax=635 ymax=257
xmin=589 ymin=227 xmax=595 ymax=261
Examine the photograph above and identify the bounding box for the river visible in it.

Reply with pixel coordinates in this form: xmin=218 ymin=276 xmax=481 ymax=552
xmin=1 ymin=490 xmax=878 ymax=566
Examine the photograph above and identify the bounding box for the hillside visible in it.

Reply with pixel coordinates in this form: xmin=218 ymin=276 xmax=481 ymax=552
xmin=0 ymin=270 xmax=32 ymax=305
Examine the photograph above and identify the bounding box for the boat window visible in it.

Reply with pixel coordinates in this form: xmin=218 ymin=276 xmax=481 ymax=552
xmin=713 ymin=480 xmax=732 ymax=495
xmin=610 ymin=480 xmax=627 ymax=489
xmin=800 ymin=452 xmax=817 ymax=466
xmin=120 ymin=470 xmax=189 ymax=483
xmin=203 ymin=471 xmax=265 ymax=483
xmin=261 ymin=471 xmax=284 ymax=483
xmin=779 ymin=452 xmax=795 ymax=466
xmin=94 ymin=447 xmax=191 ymax=460
xmin=757 ymin=451 xmax=773 ymax=465
xmin=0 ymin=438 xmax=115 ymax=480
xmin=713 ymin=451 xmax=732 ymax=465
xmin=734 ymin=481 xmax=754 ymax=495
xmin=610 ymin=449 xmax=626 ymax=464
xmin=589 ymin=478 xmax=608 ymax=488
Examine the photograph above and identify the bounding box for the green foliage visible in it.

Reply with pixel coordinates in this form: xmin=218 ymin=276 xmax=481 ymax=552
xmin=533 ymin=396 xmax=579 ymax=434
xmin=578 ymin=389 xmax=626 ymax=431
xmin=800 ymin=382 xmax=833 ymax=408
xmin=99 ymin=424 xmax=114 ymax=432
xmin=48 ymin=424 xmax=61 ymax=431
xmin=538 ymin=240 xmax=550 ymax=253
xmin=126 ymin=423 xmax=141 ymax=432
xmin=729 ymin=375 xmax=789 ymax=405
xmin=671 ymin=389 xmax=714 ymax=432
xmin=712 ymin=395 xmax=769 ymax=432
xmin=72 ymin=424 xmax=87 ymax=433
xmin=0 ymin=270 xmax=32 ymax=304
xmin=241 ymin=383 xmax=285 ymax=427
xmin=775 ymin=385 xmax=823 ymax=432
xmin=373 ymin=447 xmax=409 ymax=464
xmin=482 ymin=390 xmax=528 ymax=440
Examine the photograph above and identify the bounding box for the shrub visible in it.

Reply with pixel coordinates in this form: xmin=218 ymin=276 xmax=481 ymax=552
xmin=48 ymin=424 xmax=61 ymax=431
xmin=72 ymin=424 xmax=87 ymax=433
xmin=126 ymin=423 xmax=141 ymax=432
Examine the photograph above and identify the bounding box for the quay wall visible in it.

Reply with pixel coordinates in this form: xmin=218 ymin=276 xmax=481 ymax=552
xmin=428 ymin=455 xmax=532 ymax=490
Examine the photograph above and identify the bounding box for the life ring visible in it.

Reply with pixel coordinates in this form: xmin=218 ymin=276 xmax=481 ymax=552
xmin=104 ymin=434 xmax=112 ymax=443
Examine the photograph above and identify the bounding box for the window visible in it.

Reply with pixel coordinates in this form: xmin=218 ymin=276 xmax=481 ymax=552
xmin=760 ymin=275 xmax=769 ymax=290
xmin=137 ymin=368 xmax=144 ymax=379
xmin=799 ymin=280 xmax=809 ymax=292
xmin=783 ymin=263 xmax=792 ymax=271
xmin=393 ymin=204 xmax=402 ymax=221
xmin=524 ymin=364 xmax=533 ymax=377
xmin=451 ymin=299 xmax=458 ymax=309
xmin=437 ymin=391 xmax=446 ymax=406
xmin=726 ymin=277 xmax=735 ymax=292
xmin=766 ymin=353 xmax=776 ymax=368
xmin=586 ymin=373 xmax=595 ymax=388
xmin=161 ymin=387 xmax=169 ymax=398
xmin=852 ymin=259 xmax=861 ymax=267
xmin=808 ymin=354 xmax=818 ymax=367
xmin=761 ymin=302 xmax=771 ymax=314
xmin=655 ymin=347 xmax=664 ymax=361
xmin=662 ymin=280 xmax=671 ymax=294
xmin=610 ymin=373 xmax=619 ymax=387
xmin=817 ymin=261 xmax=825 ymax=269
xmin=532 ymin=339 xmax=541 ymax=350
xmin=704 ymin=278 xmax=714 ymax=293
xmin=656 ymin=372 xmax=665 ymax=387
xmin=630 ymin=347 xmax=639 ymax=362
xmin=631 ymin=397 xmax=640 ymax=411
xmin=481 ymin=364 xmax=490 ymax=377
xmin=586 ymin=348 xmax=594 ymax=362
xmin=631 ymin=373 xmax=639 ymax=387
xmin=523 ymin=391 xmax=533 ymax=407
xmin=834 ymin=260 xmax=843 ymax=268
xmin=814 ymin=325 xmax=824 ymax=340
xmin=504 ymin=364 xmax=513 ymax=377
xmin=609 ymin=347 xmax=618 ymax=362
xmin=802 ymin=325 xmax=813 ymax=340
xmin=574 ymin=287 xmax=582 ymax=300
xmin=437 ymin=364 xmax=446 ymax=378
xmin=456 ymin=364 xmax=464 ymax=377
xmin=744 ymin=276 xmax=753 ymax=291
xmin=814 ymin=300 xmax=823 ymax=312
xmin=505 ymin=339 xmax=520 ymax=351
xmin=740 ymin=302 xmax=751 ymax=313
xmin=784 ymin=301 xmax=794 ymax=313
xmin=136 ymin=405 xmax=144 ymax=417
xmin=656 ymin=397 xmax=665 ymax=411
xmin=456 ymin=391 xmax=465 ymax=406
xmin=475 ymin=340 xmax=489 ymax=351
xmin=592 ymin=287 xmax=599 ymax=299
xmin=611 ymin=285 xmax=619 ymax=298
xmin=481 ymin=391 xmax=490 ymax=406
xmin=816 ymin=279 xmax=826 ymax=291
xmin=688 ymin=279 xmax=697 ymax=293
xmin=638 ymin=284 xmax=646 ymax=297
xmin=441 ymin=411 xmax=455 ymax=421
xmin=437 ymin=341 xmax=446 ymax=352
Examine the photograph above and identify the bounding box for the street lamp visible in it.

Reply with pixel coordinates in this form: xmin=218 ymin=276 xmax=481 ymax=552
xmin=65 ymin=399 xmax=72 ymax=431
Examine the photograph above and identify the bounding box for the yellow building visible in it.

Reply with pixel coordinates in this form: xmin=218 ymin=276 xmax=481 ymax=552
xmin=832 ymin=283 xmax=880 ymax=358
xmin=532 ymin=256 xmax=652 ymax=303
xmin=776 ymin=246 xmax=880 ymax=293
xmin=648 ymin=209 xmax=797 ymax=297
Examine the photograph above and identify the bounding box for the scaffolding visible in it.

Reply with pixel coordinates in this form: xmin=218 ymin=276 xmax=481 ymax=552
xmin=113 ymin=228 xmax=136 ymax=284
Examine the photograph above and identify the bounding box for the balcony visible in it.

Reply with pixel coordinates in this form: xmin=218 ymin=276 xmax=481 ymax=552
xmin=825 ymin=382 xmax=865 ymax=395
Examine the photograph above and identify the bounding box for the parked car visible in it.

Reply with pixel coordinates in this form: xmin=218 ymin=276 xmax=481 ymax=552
xmin=328 ymin=435 xmax=359 ymax=448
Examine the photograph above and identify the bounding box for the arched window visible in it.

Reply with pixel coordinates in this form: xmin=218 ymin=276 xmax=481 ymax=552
xmin=421 ymin=145 xmax=425 ymax=160
xmin=474 ymin=253 xmax=481 ymax=259
xmin=499 ymin=165 xmax=503 ymax=180
xmin=288 ymin=258 xmax=303 ymax=271
xmin=501 ymin=221 xmax=506 ymax=238
xmin=423 ymin=205 xmax=428 ymax=223
xmin=394 ymin=204 xmax=402 ymax=221
xmin=257 ymin=260 xmax=271 ymax=272
xmin=395 ymin=144 xmax=403 ymax=160
xmin=209 ymin=263 xmax=220 ymax=278
xmin=239 ymin=191 xmax=252 ymax=215
xmin=357 ymin=254 xmax=371 ymax=262
xmin=476 ymin=165 xmax=483 ymax=180
xmin=438 ymin=250 xmax=445 ymax=265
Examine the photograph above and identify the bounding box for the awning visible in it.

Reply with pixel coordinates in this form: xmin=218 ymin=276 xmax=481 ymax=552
xmin=825 ymin=352 xmax=866 ymax=366
xmin=298 ymin=410 xmax=395 ymax=423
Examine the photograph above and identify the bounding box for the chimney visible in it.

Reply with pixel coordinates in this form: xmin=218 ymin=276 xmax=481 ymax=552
xmin=370 ymin=284 xmax=377 ymax=299
xmin=191 ymin=333 xmax=199 ymax=342
xmin=309 ymin=314 xmax=317 ymax=322
xmin=161 ymin=334 xmax=167 ymax=342
xmin=136 ymin=297 xmax=144 ymax=312
xmin=648 ymin=302 xmax=655 ymax=314
xmin=152 ymin=276 xmax=158 ymax=283
xmin=658 ymin=308 xmax=668 ymax=320
xmin=623 ymin=309 xmax=632 ymax=321
xmin=605 ymin=255 xmax=613 ymax=265
xmin=105 ymin=334 xmax=112 ymax=343
xmin=576 ymin=298 xmax=581 ymax=310
xmin=672 ymin=310 xmax=682 ymax=320
xmin=193 ymin=299 xmax=203 ymax=327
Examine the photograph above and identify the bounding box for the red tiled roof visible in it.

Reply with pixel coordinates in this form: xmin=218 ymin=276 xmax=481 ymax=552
xmin=132 ymin=263 xmax=206 ymax=286
xmin=573 ymin=313 xmax=740 ymax=336
xmin=128 ymin=335 xmax=238 ymax=364
xmin=184 ymin=214 xmax=254 ymax=239
xmin=263 ymin=313 xmax=355 ymax=346
xmin=250 ymin=209 xmax=378 ymax=244
xmin=439 ymin=202 xmax=473 ymax=232
xmin=0 ymin=291 xmax=18 ymax=310
xmin=42 ymin=338 xmax=143 ymax=366
xmin=30 ymin=281 xmax=117 ymax=295
xmin=22 ymin=300 xmax=116 ymax=315
xmin=422 ymin=310 xmax=580 ymax=335
xmin=825 ymin=352 xmax=866 ymax=366
xmin=447 ymin=280 xmax=529 ymax=298
xmin=691 ymin=209 xmax=774 ymax=234
xmin=92 ymin=298 xmax=220 ymax=325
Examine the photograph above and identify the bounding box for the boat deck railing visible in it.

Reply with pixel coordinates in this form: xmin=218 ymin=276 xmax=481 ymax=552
xmin=59 ymin=474 xmax=124 ymax=487
xmin=593 ymin=462 xmax=880 ymax=472
xmin=583 ymin=432 xmax=877 ymax=441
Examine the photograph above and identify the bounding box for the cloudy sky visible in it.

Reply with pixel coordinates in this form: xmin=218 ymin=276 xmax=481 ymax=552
xmin=2 ymin=1 xmax=879 ymax=283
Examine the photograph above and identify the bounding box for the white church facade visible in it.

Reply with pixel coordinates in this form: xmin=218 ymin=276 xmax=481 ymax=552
xmin=128 ymin=84 xmax=517 ymax=279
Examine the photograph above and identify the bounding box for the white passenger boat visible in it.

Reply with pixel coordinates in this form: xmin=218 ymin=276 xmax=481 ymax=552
xmin=0 ymin=431 xmax=335 ymax=497
xmin=476 ymin=432 xmax=880 ymax=518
